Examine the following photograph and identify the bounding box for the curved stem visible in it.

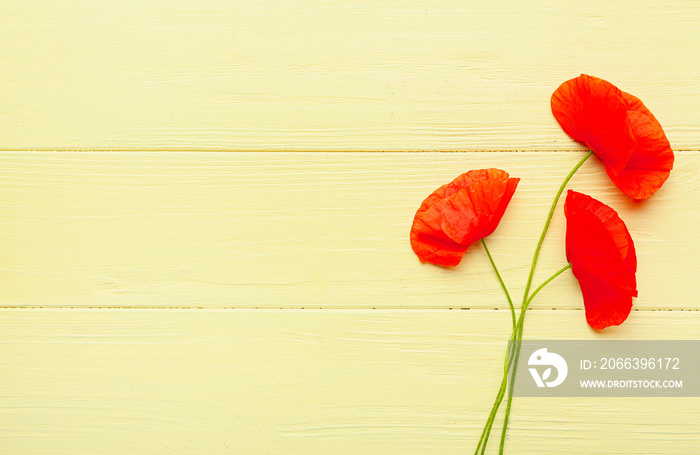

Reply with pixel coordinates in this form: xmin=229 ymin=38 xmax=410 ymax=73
xmin=524 ymin=263 xmax=572 ymax=309
xmin=499 ymin=264 xmax=572 ymax=346
xmin=474 ymin=330 xmax=522 ymax=454
xmin=476 ymin=151 xmax=592 ymax=454
xmin=473 ymin=239 xmax=517 ymax=454
xmin=497 ymin=263 xmax=571 ymax=453
xmin=481 ymin=239 xmax=516 ymax=328
xmin=521 ymin=151 xmax=592 ymax=308
xmin=496 ymin=151 xmax=592 ymax=454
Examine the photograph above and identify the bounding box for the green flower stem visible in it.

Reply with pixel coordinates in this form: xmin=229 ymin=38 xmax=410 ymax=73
xmin=476 ymin=150 xmax=593 ymax=455
xmin=521 ymin=150 xmax=592 ymax=304
xmin=497 ymin=263 xmax=571 ymax=454
xmin=481 ymin=239 xmax=516 ymax=328
xmin=474 ymin=264 xmax=570 ymax=455
xmin=473 ymin=355 xmax=510 ymax=454
xmin=496 ymin=150 xmax=593 ymax=454
xmin=524 ymin=263 xmax=572 ymax=309
xmin=472 ymin=239 xmax=516 ymax=455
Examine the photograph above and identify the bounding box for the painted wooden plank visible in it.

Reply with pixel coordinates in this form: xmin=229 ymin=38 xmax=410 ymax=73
xmin=1 ymin=1 xmax=698 ymax=151
xmin=1 ymin=308 xmax=698 ymax=455
xmin=1 ymin=151 xmax=697 ymax=310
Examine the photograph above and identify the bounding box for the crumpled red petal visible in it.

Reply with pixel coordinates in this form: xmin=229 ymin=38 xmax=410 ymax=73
xmin=410 ymin=169 xmax=519 ymax=267
xmin=551 ymin=74 xmax=636 ymax=176
xmin=606 ymin=101 xmax=674 ymax=200
xmin=565 ymin=190 xmax=637 ymax=329
xmin=552 ymin=75 xmax=674 ymax=200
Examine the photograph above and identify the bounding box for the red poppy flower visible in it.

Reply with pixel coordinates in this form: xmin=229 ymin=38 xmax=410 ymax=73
xmin=565 ymin=190 xmax=637 ymax=329
xmin=410 ymin=169 xmax=519 ymax=267
xmin=551 ymin=74 xmax=674 ymax=200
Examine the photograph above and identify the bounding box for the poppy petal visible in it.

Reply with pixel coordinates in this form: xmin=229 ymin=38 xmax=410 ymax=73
xmin=410 ymin=204 xmax=469 ymax=267
xmin=565 ymin=190 xmax=637 ymax=329
xmin=439 ymin=169 xmax=520 ymax=245
xmin=410 ymin=169 xmax=519 ymax=267
xmin=606 ymin=111 xmax=674 ymax=200
xmin=551 ymin=74 xmax=636 ymax=175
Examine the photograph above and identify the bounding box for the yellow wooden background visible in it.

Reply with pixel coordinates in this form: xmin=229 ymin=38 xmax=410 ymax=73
xmin=2 ymin=1 xmax=699 ymax=454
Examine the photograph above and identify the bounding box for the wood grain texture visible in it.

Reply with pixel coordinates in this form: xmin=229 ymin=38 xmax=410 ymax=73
xmin=1 ymin=308 xmax=699 ymax=455
xmin=2 ymin=1 xmax=699 ymax=151
xmin=3 ymin=2 xmax=699 ymax=453
xmin=1 ymin=151 xmax=697 ymax=310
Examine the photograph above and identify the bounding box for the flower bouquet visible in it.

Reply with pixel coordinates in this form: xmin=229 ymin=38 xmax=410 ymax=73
xmin=409 ymin=75 xmax=674 ymax=454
